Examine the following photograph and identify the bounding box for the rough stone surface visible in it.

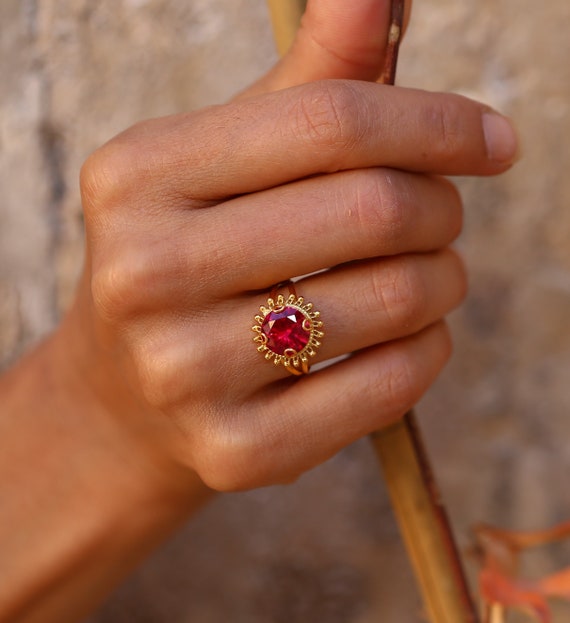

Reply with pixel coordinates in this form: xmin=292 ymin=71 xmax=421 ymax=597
xmin=2 ymin=1 xmax=570 ymax=621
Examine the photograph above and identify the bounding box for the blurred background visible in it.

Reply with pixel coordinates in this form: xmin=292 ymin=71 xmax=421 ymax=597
xmin=1 ymin=0 xmax=569 ymax=621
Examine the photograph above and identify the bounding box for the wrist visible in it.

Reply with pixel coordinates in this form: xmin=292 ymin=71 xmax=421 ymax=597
xmin=0 ymin=312 xmax=213 ymax=622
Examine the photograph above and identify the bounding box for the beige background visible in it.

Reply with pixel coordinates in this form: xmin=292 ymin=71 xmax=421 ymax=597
xmin=2 ymin=0 xmax=570 ymax=621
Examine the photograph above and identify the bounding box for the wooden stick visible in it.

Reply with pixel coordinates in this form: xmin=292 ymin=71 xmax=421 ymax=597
xmin=266 ymin=0 xmax=307 ymax=56
xmin=371 ymin=414 xmax=478 ymax=623
xmin=266 ymin=2 xmax=480 ymax=622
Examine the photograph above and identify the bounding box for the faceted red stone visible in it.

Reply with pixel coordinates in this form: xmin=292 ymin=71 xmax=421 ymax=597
xmin=261 ymin=306 xmax=310 ymax=356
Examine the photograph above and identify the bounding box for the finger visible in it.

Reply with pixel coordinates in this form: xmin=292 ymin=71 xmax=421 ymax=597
xmin=82 ymin=82 xmax=519 ymax=208
xmin=242 ymin=249 xmax=465 ymax=387
xmin=197 ymin=169 xmax=463 ymax=293
xmin=90 ymin=169 xmax=462 ymax=311
xmin=243 ymin=0 xmax=413 ymax=98
xmin=197 ymin=321 xmax=450 ymax=490
xmin=118 ymin=251 xmax=463 ymax=412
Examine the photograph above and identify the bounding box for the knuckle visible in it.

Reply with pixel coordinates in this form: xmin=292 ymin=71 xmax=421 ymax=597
xmin=133 ymin=337 xmax=208 ymax=411
xmin=80 ymin=145 xmax=126 ymax=213
xmin=134 ymin=345 xmax=182 ymax=411
xmin=292 ymin=80 xmax=362 ymax=152
xmin=192 ymin=405 xmax=292 ymax=492
xmin=370 ymin=259 xmax=427 ymax=329
xmin=90 ymin=250 xmax=155 ymax=323
xmin=382 ymin=354 xmax=418 ymax=415
xmin=353 ymin=170 xmax=410 ymax=244
xmin=80 ymin=122 xmax=153 ymax=213
xmin=193 ymin=427 xmax=263 ymax=493
xmin=358 ymin=351 xmax=417 ymax=419
xmin=372 ymin=323 xmax=453 ymax=418
xmin=333 ymin=170 xmax=408 ymax=255
xmin=90 ymin=265 xmax=124 ymax=324
xmin=134 ymin=346 xmax=176 ymax=411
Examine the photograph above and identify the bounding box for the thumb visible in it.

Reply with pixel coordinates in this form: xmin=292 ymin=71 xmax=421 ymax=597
xmin=242 ymin=0 xmax=412 ymax=98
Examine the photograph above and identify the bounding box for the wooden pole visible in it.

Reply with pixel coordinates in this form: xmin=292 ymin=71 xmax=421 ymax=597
xmin=266 ymin=2 xmax=480 ymax=622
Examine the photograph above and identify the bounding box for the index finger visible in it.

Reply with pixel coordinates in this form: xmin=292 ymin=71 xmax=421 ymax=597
xmin=84 ymin=80 xmax=519 ymax=206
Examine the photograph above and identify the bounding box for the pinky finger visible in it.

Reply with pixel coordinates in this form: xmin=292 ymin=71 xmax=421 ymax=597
xmin=195 ymin=321 xmax=451 ymax=491
xmin=259 ymin=321 xmax=452 ymax=483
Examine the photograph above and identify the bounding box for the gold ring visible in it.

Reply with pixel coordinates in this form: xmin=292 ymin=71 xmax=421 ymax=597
xmin=252 ymin=282 xmax=324 ymax=376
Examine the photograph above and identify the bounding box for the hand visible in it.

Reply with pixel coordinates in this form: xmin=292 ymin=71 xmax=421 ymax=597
xmin=68 ymin=19 xmax=518 ymax=493
xmin=1 ymin=2 xmax=519 ymax=620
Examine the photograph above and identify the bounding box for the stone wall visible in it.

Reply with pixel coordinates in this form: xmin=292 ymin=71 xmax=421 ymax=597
xmin=2 ymin=1 xmax=570 ymax=621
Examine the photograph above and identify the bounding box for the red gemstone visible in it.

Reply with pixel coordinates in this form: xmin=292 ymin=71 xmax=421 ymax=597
xmin=261 ymin=306 xmax=310 ymax=356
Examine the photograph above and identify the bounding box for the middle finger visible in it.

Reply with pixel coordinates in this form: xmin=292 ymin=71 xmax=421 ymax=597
xmin=145 ymin=168 xmax=462 ymax=302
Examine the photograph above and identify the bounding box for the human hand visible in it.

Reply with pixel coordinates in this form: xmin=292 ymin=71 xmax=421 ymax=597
xmin=62 ymin=0 xmax=518 ymax=495
xmin=0 ymin=4 xmax=522 ymax=620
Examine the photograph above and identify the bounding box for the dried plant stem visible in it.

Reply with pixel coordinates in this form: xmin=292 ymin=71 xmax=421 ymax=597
xmin=486 ymin=603 xmax=507 ymax=623
xmin=266 ymin=0 xmax=307 ymax=56
xmin=372 ymin=4 xmax=478 ymax=621
xmin=266 ymin=1 xmax=479 ymax=622
xmin=371 ymin=414 xmax=479 ymax=623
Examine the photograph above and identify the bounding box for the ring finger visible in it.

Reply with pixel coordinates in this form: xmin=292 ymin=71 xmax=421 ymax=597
xmin=122 ymin=248 xmax=464 ymax=409
xmin=240 ymin=247 xmax=466 ymax=388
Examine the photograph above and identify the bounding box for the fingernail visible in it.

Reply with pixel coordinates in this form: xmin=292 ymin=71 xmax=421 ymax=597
xmin=482 ymin=112 xmax=520 ymax=164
